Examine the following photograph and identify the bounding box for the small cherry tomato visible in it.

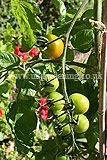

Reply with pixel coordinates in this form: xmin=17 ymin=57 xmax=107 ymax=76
xmin=41 ymin=74 xmax=59 ymax=92
xmin=74 ymin=114 xmax=89 ymax=133
xmin=47 ymin=92 xmax=65 ymax=111
xmin=69 ymin=93 xmax=89 ymax=114
xmin=43 ymin=34 xmax=64 ymax=59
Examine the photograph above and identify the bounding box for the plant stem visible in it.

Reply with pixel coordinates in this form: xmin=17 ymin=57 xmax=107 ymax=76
xmin=26 ymin=59 xmax=95 ymax=71
xmin=62 ymin=0 xmax=89 ymax=102
xmin=94 ymin=0 xmax=102 ymax=59
xmin=61 ymin=0 xmax=89 ymax=151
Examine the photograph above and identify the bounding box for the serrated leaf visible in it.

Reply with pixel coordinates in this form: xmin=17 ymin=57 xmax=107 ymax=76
xmin=0 ymin=52 xmax=20 ymax=68
xmin=71 ymin=29 xmax=93 ymax=53
xmin=51 ymin=0 xmax=66 ymax=22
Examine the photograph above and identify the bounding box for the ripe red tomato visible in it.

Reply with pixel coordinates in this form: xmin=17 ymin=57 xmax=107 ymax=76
xmin=42 ymin=34 xmax=64 ymax=59
xmin=74 ymin=114 xmax=89 ymax=133
xmin=69 ymin=93 xmax=89 ymax=114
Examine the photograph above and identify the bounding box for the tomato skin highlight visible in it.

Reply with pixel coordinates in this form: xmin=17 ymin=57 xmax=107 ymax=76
xmin=43 ymin=34 xmax=64 ymax=59
xmin=41 ymin=74 xmax=59 ymax=92
xmin=69 ymin=93 xmax=89 ymax=114
xmin=74 ymin=114 xmax=89 ymax=133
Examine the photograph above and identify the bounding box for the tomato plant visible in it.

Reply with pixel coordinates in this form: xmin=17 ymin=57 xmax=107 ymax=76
xmin=0 ymin=0 xmax=104 ymax=159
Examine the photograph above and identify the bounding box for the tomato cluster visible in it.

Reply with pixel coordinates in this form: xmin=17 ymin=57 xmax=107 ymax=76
xmin=39 ymin=34 xmax=90 ymax=159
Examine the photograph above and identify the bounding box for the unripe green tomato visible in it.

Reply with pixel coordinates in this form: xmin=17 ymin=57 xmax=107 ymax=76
xmin=56 ymin=154 xmax=70 ymax=160
xmin=74 ymin=114 xmax=89 ymax=133
xmin=47 ymin=92 xmax=65 ymax=111
xmin=69 ymin=93 xmax=89 ymax=114
xmin=54 ymin=110 xmax=66 ymax=123
xmin=61 ymin=124 xmax=71 ymax=136
xmin=41 ymin=74 xmax=59 ymax=92
xmin=43 ymin=34 xmax=64 ymax=59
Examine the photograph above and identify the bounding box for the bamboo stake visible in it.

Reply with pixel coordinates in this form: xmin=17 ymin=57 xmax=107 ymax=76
xmin=99 ymin=0 xmax=107 ymax=159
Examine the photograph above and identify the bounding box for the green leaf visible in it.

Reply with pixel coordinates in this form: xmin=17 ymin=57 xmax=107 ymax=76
xmin=15 ymin=138 xmax=30 ymax=154
xmin=66 ymin=48 xmax=74 ymax=61
xmin=53 ymin=21 xmax=71 ymax=36
xmin=81 ymin=9 xmax=94 ymax=20
xmin=16 ymin=63 xmax=45 ymax=92
xmin=0 ymin=132 xmax=4 ymax=141
xmin=7 ymin=97 xmax=35 ymax=121
xmin=21 ymin=31 xmax=35 ymax=52
xmin=20 ymin=1 xmax=42 ymax=32
xmin=86 ymin=122 xmax=99 ymax=149
xmin=4 ymin=23 xmax=15 ymax=43
xmin=71 ymin=29 xmax=93 ymax=53
xmin=0 ymin=82 xmax=10 ymax=96
xmin=21 ymin=0 xmax=41 ymax=15
xmin=0 ymin=52 xmax=20 ymax=68
xmin=15 ymin=111 xmax=37 ymax=146
xmin=11 ymin=0 xmax=42 ymax=51
xmin=65 ymin=68 xmax=82 ymax=96
xmin=51 ymin=0 xmax=66 ymax=22
xmin=36 ymin=139 xmax=57 ymax=160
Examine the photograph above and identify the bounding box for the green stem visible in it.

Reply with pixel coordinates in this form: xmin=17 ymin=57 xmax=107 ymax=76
xmin=94 ymin=0 xmax=102 ymax=58
xmin=62 ymin=0 xmax=89 ymax=102
xmin=61 ymin=0 xmax=89 ymax=151
xmin=26 ymin=59 xmax=95 ymax=71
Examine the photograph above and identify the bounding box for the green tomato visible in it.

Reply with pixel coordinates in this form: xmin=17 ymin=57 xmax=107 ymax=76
xmin=54 ymin=110 xmax=66 ymax=123
xmin=74 ymin=114 xmax=89 ymax=133
xmin=56 ymin=154 xmax=70 ymax=160
xmin=41 ymin=74 xmax=59 ymax=92
xmin=69 ymin=93 xmax=89 ymax=114
xmin=61 ymin=124 xmax=71 ymax=136
xmin=47 ymin=92 xmax=65 ymax=111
